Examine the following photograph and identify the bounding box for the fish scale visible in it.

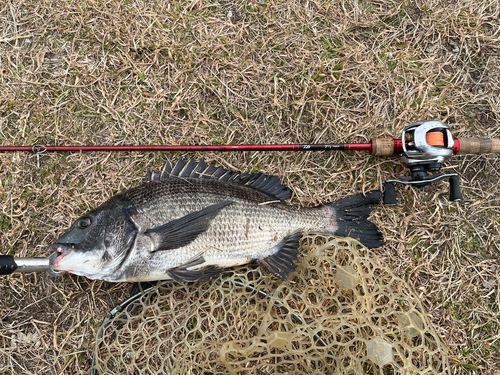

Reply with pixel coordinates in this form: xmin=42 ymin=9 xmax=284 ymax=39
xmin=47 ymin=159 xmax=384 ymax=282
xmin=119 ymin=186 xmax=325 ymax=282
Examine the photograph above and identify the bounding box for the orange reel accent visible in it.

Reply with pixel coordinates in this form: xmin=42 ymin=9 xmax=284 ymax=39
xmin=426 ymin=131 xmax=445 ymax=147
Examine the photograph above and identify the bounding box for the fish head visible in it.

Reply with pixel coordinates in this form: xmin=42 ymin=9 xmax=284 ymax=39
xmin=48 ymin=200 xmax=137 ymax=280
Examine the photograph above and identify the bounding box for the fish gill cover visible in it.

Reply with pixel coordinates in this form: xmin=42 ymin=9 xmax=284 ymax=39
xmin=90 ymin=234 xmax=449 ymax=374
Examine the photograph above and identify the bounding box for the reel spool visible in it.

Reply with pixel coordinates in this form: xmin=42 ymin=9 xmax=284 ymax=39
xmin=384 ymin=121 xmax=462 ymax=205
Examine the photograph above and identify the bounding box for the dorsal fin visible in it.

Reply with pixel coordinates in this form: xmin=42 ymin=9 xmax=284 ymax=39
xmin=145 ymin=157 xmax=292 ymax=200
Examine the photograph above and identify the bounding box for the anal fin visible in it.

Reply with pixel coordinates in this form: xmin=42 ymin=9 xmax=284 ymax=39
xmin=166 ymin=255 xmax=222 ymax=282
xmin=258 ymin=232 xmax=302 ymax=281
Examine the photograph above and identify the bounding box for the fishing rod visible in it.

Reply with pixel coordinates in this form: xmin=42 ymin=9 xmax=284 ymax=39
xmin=1 ymin=121 xmax=497 ymax=155
xmin=1 ymin=120 xmax=500 ymax=276
xmin=3 ymin=120 xmax=500 ymax=203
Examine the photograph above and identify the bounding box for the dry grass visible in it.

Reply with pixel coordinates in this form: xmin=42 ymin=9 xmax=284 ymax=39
xmin=0 ymin=0 xmax=499 ymax=374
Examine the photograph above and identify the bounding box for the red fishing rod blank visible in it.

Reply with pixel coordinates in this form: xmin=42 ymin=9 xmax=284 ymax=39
xmin=0 ymin=143 xmax=376 ymax=153
xmin=0 ymin=136 xmax=498 ymax=156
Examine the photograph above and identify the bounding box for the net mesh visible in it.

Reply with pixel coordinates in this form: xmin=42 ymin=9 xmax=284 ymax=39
xmin=90 ymin=233 xmax=449 ymax=374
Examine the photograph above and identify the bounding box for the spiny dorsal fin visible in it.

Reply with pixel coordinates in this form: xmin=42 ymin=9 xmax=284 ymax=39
xmin=145 ymin=157 xmax=292 ymax=200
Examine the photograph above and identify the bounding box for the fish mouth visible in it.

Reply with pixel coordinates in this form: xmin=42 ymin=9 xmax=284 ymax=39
xmin=47 ymin=243 xmax=74 ymax=273
xmin=46 ymin=243 xmax=104 ymax=279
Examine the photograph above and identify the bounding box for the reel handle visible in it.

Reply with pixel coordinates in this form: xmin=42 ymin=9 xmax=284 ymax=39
xmin=383 ymin=173 xmax=461 ymax=205
xmin=456 ymin=138 xmax=500 ymax=155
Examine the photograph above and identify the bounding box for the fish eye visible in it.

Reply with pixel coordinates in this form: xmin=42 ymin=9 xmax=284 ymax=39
xmin=78 ymin=217 xmax=92 ymax=229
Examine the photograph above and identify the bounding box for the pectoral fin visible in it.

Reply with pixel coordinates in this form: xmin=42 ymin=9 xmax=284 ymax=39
xmin=145 ymin=201 xmax=233 ymax=252
xmin=166 ymin=255 xmax=222 ymax=282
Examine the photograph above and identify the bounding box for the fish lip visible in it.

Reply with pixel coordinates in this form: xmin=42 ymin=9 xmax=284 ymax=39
xmin=47 ymin=251 xmax=63 ymax=276
xmin=46 ymin=243 xmax=66 ymax=254
xmin=47 ymin=243 xmax=72 ymax=270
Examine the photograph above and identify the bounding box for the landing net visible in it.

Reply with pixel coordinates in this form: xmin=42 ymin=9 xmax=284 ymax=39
xmin=90 ymin=233 xmax=449 ymax=374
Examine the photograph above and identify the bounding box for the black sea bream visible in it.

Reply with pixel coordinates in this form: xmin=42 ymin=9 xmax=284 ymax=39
xmin=48 ymin=158 xmax=383 ymax=282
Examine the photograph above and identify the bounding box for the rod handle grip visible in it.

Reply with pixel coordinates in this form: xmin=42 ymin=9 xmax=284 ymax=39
xmin=0 ymin=255 xmax=18 ymax=275
xmin=371 ymin=138 xmax=397 ymax=156
xmin=456 ymin=138 xmax=500 ymax=154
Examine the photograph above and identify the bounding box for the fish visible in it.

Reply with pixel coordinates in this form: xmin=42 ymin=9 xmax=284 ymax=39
xmin=47 ymin=158 xmax=383 ymax=282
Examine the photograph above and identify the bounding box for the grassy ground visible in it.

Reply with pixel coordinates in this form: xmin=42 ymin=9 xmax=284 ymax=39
xmin=0 ymin=0 xmax=499 ymax=373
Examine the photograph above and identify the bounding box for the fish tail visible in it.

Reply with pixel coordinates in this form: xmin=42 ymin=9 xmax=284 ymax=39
xmin=326 ymin=190 xmax=383 ymax=248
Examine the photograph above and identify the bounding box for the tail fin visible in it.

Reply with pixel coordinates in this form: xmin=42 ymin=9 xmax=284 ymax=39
xmin=329 ymin=190 xmax=383 ymax=248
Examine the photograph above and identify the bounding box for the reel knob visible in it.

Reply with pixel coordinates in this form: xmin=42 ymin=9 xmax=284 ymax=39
xmin=449 ymin=175 xmax=462 ymax=201
xmin=383 ymin=182 xmax=397 ymax=205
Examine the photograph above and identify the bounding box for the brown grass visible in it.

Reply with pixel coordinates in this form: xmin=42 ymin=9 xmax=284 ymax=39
xmin=1 ymin=0 xmax=499 ymax=373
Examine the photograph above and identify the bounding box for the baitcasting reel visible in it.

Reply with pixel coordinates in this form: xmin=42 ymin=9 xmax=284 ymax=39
xmin=383 ymin=121 xmax=461 ymax=205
